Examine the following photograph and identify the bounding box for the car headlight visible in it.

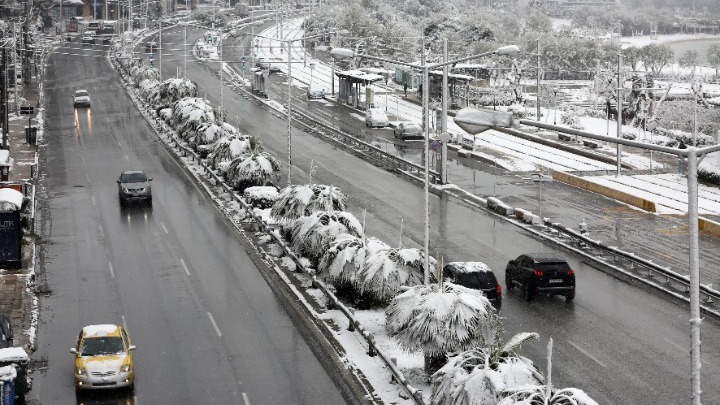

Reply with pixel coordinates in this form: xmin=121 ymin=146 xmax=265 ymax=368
xmin=76 ymin=367 xmax=86 ymax=376
xmin=122 ymin=188 xmax=131 ymax=193
xmin=121 ymin=364 xmax=131 ymax=372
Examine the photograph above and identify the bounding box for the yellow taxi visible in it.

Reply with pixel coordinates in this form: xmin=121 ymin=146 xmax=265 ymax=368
xmin=70 ymin=324 xmax=136 ymax=391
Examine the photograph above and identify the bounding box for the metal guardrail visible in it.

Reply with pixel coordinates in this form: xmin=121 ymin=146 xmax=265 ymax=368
xmin=545 ymin=219 xmax=720 ymax=305
xmin=134 ymin=97 xmax=427 ymax=404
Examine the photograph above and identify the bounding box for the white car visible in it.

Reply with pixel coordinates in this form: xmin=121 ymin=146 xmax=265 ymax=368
xmin=73 ymin=90 xmax=91 ymax=108
xmin=307 ymin=83 xmax=325 ymax=100
xmin=365 ymin=108 xmax=390 ymax=128
xmin=81 ymin=30 xmax=96 ymax=45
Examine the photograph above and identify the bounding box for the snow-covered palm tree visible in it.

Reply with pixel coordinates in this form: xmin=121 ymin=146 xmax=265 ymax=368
xmin=225 ymin=137 xmax=281 ymax=192
xmin=288 ymin=210 xmax=364 ymax=266
xmin=130 ymin=64 xmax=159 ymax=87
xmin=496 ymin=339 xmax=598 ymax=405
xmin=318 ymin=235 xmax=390 ymax=305
xmin=385 ymin=283 xmax=494 ymax=374
xmin=139 ymin=78 xmax=161 ymax=105
xmin=207 ymin=134 xmax=251 ymax=172
xmin=171 ymin=97 xmax=217 ymax=139
xmin=190 ymin=122 xmax=239 ymax=156
xmin=159 ymin=78 xmax=197 ymax=106
xmin=359 ymin=247 xmax=435 ymax=303
xmin=270 ymin=184 xmax=347 ymax=222
xmin=430 ymin=317 xmax=542 ymax=405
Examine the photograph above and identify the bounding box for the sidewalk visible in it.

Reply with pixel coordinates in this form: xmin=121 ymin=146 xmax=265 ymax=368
xmin=0 ymin=69 xmax=41 ymax=353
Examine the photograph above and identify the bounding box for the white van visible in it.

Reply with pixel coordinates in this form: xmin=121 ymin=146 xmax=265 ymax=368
xmin=306 ymin=83 xmax=325 ymax=100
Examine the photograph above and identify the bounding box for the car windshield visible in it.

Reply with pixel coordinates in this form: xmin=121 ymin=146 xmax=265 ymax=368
xmin=121 ymin=172 xmax=147 ymax=183
xmin=75 ymin=91 xmax=89 ymax=97
xmin=80 ymin=336 xmax=125 ymax=356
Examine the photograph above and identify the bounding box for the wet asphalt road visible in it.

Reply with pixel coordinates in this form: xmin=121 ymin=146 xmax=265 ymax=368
xmin=156 ymin=25 xmax=720 ymax=404
xmin=29 ymin=40 xmax=346 ymax=404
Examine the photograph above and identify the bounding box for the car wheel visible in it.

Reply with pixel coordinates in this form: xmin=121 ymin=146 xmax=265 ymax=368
xmin=505 ymin=275 xmax=514 ymax=290
xmin=524 ymin=283 xmax=533 ymax=302
xmin=565 ymin=291 xmax=575 ymax=302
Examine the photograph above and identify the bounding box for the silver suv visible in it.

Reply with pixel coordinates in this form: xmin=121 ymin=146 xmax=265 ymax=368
xmin=117 ymin=170 xmax=152 ymax=207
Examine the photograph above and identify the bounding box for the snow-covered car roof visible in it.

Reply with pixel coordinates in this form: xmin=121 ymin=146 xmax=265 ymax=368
xmin=444 ymin=261 xmax=492 ymax=273
xmin=0 ymin=188 xmax=23 ymax=210
xmin=0 ymin=347 xmax=29 ymax=362
xmin=82 ymin=324 xmax=121 ymax=337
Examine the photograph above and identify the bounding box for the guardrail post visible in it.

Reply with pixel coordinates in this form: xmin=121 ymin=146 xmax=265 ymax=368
xmin=367 ymin=333 xmax=376 ymax=357
xmin=390 ymin=358 xmax=397 ymax=383
xmin=347 ymin=309 xmax=355 ymax=332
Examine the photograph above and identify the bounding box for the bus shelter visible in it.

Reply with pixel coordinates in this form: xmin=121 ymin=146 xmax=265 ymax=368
xmin=335 ymin=70 xmax=385 ymax=110
xmin=428 ymin=70 xmax=473 ymax=109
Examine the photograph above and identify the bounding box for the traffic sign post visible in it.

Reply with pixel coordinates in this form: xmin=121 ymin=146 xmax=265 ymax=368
xmin=20 ymin=106 xmax=34 ymax=135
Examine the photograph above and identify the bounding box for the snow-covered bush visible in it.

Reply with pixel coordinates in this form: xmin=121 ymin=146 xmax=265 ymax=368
xmin=190 ymin=122 xmax=238 ymax=154
xmin=243 ymin=186 xmax=279 ymax=209
xmin=159 ymin=78 xmax=198 ymax=106
xmin=386 ymin=282 xmax=494 ymax=374
xmin=621 ymin=131 xmax=637 ymax=140
xmin=130 ymin=63 xmax=159 ymax=87
xmin=430 ymin=317 xmax=542 ymax=405
xmin=359 ymin=247 xmax=435 ymax=304
xmin=224 ymin=138 xmax=281 ymax=192
xmin=139 ymin=78 xmax=161 ymax=104
xmin=271 ymin=184 xmax=348 ymax=222
xmin=288 ymin=210 xmax=364 ymax=267
xmin=506 ymin=104 xmax=529 ymax=118
xmin=207 ymin=134 xmax=250 ymax=171
xmin=171 ymin=97 xmax=217 ymax=139
xmin=318 ymin=235 xmax=390 ymax=307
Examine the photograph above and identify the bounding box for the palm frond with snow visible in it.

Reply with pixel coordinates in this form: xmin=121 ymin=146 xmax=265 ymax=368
xmin=270 ymin=184 xmax=348 ymax=221
xmin=288 ymin=210 xmax=364 ymax=266
xmin=207 ymin=135 xmax=251 ymax=171
xmin=225 ymin=151 xmax=281 ymax=192
xmin=497 ymin=386 xmax=599 ymax=405
xmin=159 ymin=77 xmax=197 ymax=105
xmin=358 ymin=247 xmax=435 ymax=302
xmin=385 ymin=282 xmax=493 ymax=356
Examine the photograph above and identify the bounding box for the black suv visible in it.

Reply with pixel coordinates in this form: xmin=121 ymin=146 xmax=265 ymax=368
xmin=443 ymin=262 xmax=501 ymax=308
xmin=505 ymin=254 xmax=575 ymax=302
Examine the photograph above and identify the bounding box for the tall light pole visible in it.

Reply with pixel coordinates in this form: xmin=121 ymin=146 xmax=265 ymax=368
xmin=536 ymin=38 xmax=541 ymax=121
xmin=286 ymin=39 xmax=293 ymax=185
xmin=616 ymin=52 xmax=623 ymax=177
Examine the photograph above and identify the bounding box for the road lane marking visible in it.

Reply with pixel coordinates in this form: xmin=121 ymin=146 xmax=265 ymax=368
xmin=180 ymin=259 xmax=190 ymax=276
xmin=207 ymin=312 xmax=222 ymax=337
xmin=242 ymin=392 xmax=251 ymax=405
xmin=98 ymin=224 xmax=104 ymax=237
xmin=86 ymin=174 xmax=91 ymax=183
xmin=664 ymin=338 xmax=687 ymax=353
xmin=91 ymin=195 xmax=96 ymax=206
xmin=108 ymin=262 xmax=115 ymax=278
xmin=161 ymin=222 xmax=169 ymax=234
xmin=567 ymin=340 xmax=606 ymax=368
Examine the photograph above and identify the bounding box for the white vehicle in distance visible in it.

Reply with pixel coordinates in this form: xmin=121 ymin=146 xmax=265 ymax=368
xmin=365 ymin=108 xmax=390 ymax=128
xmin=306 ymin=83 xmax=325 ymax=100
xmin=73 ymin=90 xmax=91 ymax=108
xmin=81 ymin=30 xmax=96 ymax=45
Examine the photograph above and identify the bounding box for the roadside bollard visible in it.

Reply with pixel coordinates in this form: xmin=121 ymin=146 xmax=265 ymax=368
xmin=347 ymin=308 xmax=355 ymax=331
xmin=390 ymin=358 xmax=398 ymax=383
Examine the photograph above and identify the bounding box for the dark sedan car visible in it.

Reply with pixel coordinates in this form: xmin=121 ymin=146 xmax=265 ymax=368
xmin=505 ymin=254 xmax=575 ymax=302
xmin=117 ymin=170 xmax=152 ymax=207
xmin=393 ymin=122 xmax=423 ymax=141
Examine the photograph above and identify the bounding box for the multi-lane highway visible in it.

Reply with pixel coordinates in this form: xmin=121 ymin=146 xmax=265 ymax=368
xmin=23 ymin=18 xmax=720 ymax=405
xmin=141 ymin=23 xmax=720 ymax=404
xmin=30 ymin=39 xmax=347 ymax=404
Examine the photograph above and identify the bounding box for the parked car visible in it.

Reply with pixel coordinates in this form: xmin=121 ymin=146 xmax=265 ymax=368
xmin=117 ymin=170 xmax=152 ymax=207
xmin=81 ymin=30 xmax=96 ymax=45
xmin=73 ymin=90 xmax=91 ymax=108
xmin=306 ymin=83 xmax=325 ymax=100
xmin=0 ymin=314 xmax=12 ymax=349
xmin=443 ymin=262 xmax=501 ymax=308
xmin=505 ymin=254 xmax=575 ymax=302
xmin=365 ymin=108 xmax=390 ymax=128
xmin=70 ymin=324 xmax=136 ymax=391
xmin=393 ymin=122 xmax=423 ymax=140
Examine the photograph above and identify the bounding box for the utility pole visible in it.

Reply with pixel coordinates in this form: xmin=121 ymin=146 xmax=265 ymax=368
xmin=536 ymin=38 xmax=540 ymax=121
xmin=1 ymin=46 xmax=7 ymax=149
xmin=616 ymin=52 xmax=623 ymax=177
xmin=440 ymin=38 xmax=448 ymax=185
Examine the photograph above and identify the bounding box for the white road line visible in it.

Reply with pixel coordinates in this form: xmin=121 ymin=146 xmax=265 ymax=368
xmin=161 ymin=222 xmax=169 ymax=234
xmin=664 ymin=338 xmax=687 ymax=353
xmin=567 ymin=340 xmax=606 ymax=368
xmin=180 ymin=259 xmax=190 ymax=276
xmin=207 ymin=312 xmax=222 ymax=337
xmin=121 ymin=315 xmax=128 ymax=331
xmin=91 ymin=195 xmax=96 ymax=206
xmin=108 ymin=262 xmax=115 ymax=278
xmin=98 ymin=224 xmax=104 ymax=237
xmin=242 ymin=392 xmax=251 ymax=405
xmin=86 ymin=173 xmax=91 ymax=183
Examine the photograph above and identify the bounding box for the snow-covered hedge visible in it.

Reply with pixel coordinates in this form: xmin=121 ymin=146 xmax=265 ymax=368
xmin=243 ymin=186 xmax=279 ymax=209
